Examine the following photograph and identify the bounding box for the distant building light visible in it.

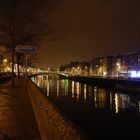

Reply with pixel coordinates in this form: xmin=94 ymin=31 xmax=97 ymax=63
xmin=116 ymin=62 xmax=120 ymax=66
xmin=103 ymin=71 xmax=107 ymax=76
xmin=130 ymin=71 xmax=140 ymax=78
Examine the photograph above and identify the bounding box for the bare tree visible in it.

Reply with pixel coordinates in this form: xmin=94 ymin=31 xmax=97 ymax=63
xmin=0 ymin=0 xmax=54 ymax=86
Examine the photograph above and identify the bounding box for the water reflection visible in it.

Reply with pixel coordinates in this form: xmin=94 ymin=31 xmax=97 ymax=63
xmin=32 ymin=74 xmax=140 ymax=139
xmin=115 ymin=94 xmax=119 ymax=113
xmin=139 ymin=101 xmax=140 ymax=115
xmin=110 ymin=92 xmax=113 ymax=109
xmin=32 ymin=74 xmax=140 ymax=115
xmin=65 ymin=80 xmax=69 ymax=95
xmin=76 ymin=82 xmax=80 ymax=102
xmin=72 ymin=81 xmax=74 ymax=98
xmin=57 ymin=80 xmax=59 ymax=98
xmin=46 ymin=76 xmax=49 ymax=96
xmin=84 ymin=84 xmax=87 ymax=102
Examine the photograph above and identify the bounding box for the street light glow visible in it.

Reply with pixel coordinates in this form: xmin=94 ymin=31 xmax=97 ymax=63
xmin=3 ymin=59 xmax=8 ymax=63
xmin=116 ymin=62 xmax=120 ymax=66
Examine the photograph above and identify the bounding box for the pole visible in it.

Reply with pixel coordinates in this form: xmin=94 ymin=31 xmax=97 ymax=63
xmin=11 ymin=45 xmax=15 ymax=87
xmin=25 ymin=54 xmax=28 ymax=90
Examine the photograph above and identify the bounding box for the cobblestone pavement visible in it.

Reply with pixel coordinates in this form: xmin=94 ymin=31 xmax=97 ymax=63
xmin=0 ymin=78 xmax=40 ymax=140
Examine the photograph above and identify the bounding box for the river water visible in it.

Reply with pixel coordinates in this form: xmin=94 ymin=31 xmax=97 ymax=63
xmin=31 ymin=74 xmax=140 ymax=140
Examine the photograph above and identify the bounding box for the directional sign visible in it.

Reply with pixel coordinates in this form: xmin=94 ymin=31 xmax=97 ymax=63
xmin=15 ymin=45 xmax=37 ymax=90
xmin=15 ymin=45 xmax=37 ymax=54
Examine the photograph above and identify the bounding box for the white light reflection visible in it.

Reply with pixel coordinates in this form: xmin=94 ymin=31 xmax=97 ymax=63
xmin=36 ymin=75 xmax=43 ymax=87
xmin=84 ymin=84 xmax=87 ymax=102
xmin=94 ymin=86 xmax=97 ymax=92
xmin=34 ymin=77 xmax=37 ymax=84
xmin=94 ymin=87 xmax=97 ymax=108
xmin=115 ymin=94 xmax=119 ymax=113
xmin=98 ymin=89 xmax=106 ymax=109
xmin=61 ymin=80 xmax=65 ymax=95
xmin=110 ymin=92 xmax=113 ymax=109
xmin=47 ymin=76 xmax=49 ymax=96
xmin=31 ymin=76 xmax=35 ymax=82
xmin=37 ymin=80 xmax=40 ymax=87
xmin=119 ymin=94 xmax=130 ymax=109
xmin=76 ymin=82 xmax=80 ymax=102
xmin=57 ymin=80 xmax=59 ymax=98
xmin=72 ymin=81 xmax=75 ymax=98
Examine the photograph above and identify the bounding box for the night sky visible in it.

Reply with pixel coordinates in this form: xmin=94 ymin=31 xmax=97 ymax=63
xmin=36 ymin=0 xmax=140 ymax=69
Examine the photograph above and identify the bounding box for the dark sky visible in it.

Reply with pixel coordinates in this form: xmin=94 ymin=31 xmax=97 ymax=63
xmin=36 ymin=0 xmax=140 ymax=69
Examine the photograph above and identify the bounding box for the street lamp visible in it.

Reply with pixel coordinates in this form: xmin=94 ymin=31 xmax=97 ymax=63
xmin=3 ymin=59 xmax=8 ymax=72
xmin=116 ymin=62 xmax=121 ymax=69
xmin=116 ymin=62 xmax=120 ymax=66
xmin=3 ymin=59 xmax=7 ymax=63
xmin=116 ymin=62 xmax=121 ymax=77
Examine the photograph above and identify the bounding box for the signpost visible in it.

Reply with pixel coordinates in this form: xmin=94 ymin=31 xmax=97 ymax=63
xmin=15 ymin=45 xmax=37 ymax=90
xmin=15 ymin=45 xmax=37 ymax=54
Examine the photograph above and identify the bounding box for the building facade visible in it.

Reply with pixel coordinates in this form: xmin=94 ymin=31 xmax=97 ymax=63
xmin=60 ymin=51 xmax=140 ymax=78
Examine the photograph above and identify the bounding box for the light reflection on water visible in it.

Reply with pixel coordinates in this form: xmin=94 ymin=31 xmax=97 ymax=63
xmin=139 ymin=101 xmax=140 ymax=115
xmin=31 ymin=74 xmax=140 ymax=139
xmin=31 ymin=75 xmax=140 ymax=115
xmin=72 ymin=81 xmax=74 ymax=98
xmin=115 ymin=94 xmax=119 ymax=113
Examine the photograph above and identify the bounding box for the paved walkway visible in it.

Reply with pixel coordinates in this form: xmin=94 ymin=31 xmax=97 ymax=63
xmin=0 ymin=78 xmax=40 ymax=140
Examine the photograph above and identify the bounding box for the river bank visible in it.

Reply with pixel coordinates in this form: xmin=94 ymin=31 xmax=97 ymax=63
xmin=32 ymin=74 xmax=140 ymax=140
xmin=59 ymin=74 xmax=140 ymax=92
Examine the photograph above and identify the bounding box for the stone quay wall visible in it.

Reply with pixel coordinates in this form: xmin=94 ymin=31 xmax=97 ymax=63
xmin=27 ymin=79 xmax=86 ymax=140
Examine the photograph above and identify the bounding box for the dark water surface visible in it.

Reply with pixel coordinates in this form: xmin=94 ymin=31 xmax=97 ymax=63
xmin=31 ymin=74 xmax=140 ymax=140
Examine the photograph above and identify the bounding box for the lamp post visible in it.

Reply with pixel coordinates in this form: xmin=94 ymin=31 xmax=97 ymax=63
xmin=3 ymin=59 xmax=8 ymax=72
xmin=116 ymin=62 xmax=121 ymax=77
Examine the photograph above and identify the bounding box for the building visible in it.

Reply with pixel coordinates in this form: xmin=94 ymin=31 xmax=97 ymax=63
xmin=60 ymin=50 xmax=140 ymax=78
xmin=90 ymin=56 xmax=114 ymax=76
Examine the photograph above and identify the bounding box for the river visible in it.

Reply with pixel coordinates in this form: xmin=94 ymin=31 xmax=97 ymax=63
xmin=31 ymin=74 xmax=140 ymax=140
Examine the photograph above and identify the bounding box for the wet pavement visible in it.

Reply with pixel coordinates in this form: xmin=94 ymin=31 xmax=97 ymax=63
xmin=0 ymin=78 xmax=40 ymax=140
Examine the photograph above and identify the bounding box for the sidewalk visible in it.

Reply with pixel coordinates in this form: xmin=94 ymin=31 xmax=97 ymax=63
xmin=0 ymin=78 xmax=40 ymax=140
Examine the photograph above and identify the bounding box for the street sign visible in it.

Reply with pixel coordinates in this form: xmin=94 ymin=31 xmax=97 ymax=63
xmin=15 ymin=45 xmax=37 ymax=90
xmin=15 ymin=45 xmax=37 ymax=54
